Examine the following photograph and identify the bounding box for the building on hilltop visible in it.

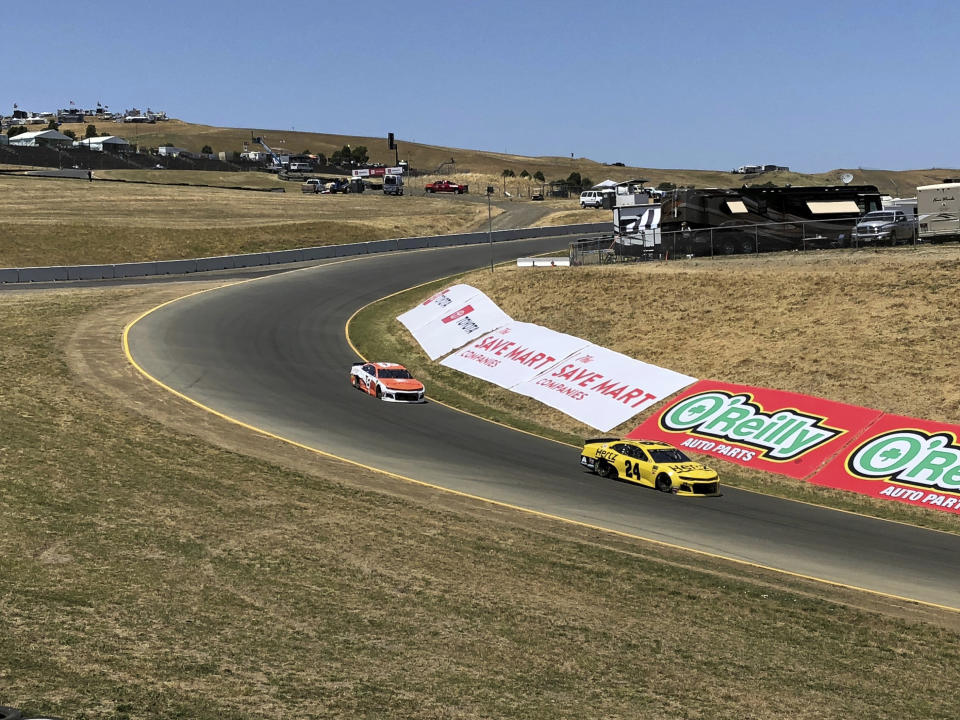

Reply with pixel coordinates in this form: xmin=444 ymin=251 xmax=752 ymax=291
xmin=58 ymin=109 xmax=85 ymax=123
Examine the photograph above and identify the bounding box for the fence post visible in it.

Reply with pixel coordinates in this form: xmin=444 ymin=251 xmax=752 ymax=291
xmin=710 ymin=228 xmax=714 ymax=258
xmin=754 ymin=224 xmax=759 ymax=254
xmin=802 ymin=222 xmax=806 ymax=252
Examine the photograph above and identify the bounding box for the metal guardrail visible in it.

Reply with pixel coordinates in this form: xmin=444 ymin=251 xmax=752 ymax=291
xmin=0 ymin=222 xmax=609 ymax=283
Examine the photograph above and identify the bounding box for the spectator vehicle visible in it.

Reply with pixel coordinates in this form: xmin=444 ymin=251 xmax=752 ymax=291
xmin=918 ymin=181 xmax=960 ymax=243
xmin=383 ymin=173 xmax=404 ymax=195
xmin=579 ymin=190 xmax=609 ymax=208
xmin=851 ymin=210 xmax=915 ymax=245
xmin=350 ymin=362 xmax=425 ymax=403
xmin=425 ymin=180 xmax=468 ymax=194
xmin=579 ymin=438 xmax=720 ymax=496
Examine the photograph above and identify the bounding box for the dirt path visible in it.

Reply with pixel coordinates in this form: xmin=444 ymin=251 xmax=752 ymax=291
xmin=458 ymin=198 xmax=564 ymax=232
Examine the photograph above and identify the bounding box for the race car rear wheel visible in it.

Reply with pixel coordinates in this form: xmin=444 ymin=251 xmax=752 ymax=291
xmin=655 ymin=474 xmax=673 ymax=493
xmin=353 ymin=376 xmax=362 ymax=390
xmin=596 ymin=460 xmax=617 ymax=480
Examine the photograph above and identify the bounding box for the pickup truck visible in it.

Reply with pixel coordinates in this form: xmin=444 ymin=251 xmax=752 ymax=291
xmin=425 ymin=180 xmax=468 ymax=194
xmin=851 ymin=209 xmax=916 ymax=246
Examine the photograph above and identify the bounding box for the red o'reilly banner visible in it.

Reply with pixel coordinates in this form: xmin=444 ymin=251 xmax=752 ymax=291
xmin=627 ymin=380 xmax=883 ymax=479
xmin=812 ymin=414 xmax=960 ymax=514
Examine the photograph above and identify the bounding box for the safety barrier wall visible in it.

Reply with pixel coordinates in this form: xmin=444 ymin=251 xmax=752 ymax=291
xmin=0 ymin=222 xmax=607 ymax=283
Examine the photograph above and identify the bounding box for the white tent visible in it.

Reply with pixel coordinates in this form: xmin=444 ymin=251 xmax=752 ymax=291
xmin=74 ymin=135 xmax=131 ymax=152
xmin=8 ymin=129 xmax=73 ymax=147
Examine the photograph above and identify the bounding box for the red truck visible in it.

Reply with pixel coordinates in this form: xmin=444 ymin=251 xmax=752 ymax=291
xmin=425 ymin=179 xmax=468 ymax=194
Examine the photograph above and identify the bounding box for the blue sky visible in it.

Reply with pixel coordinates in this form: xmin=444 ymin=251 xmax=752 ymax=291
xmin=4 ymin=1 xmax=956 ymax=172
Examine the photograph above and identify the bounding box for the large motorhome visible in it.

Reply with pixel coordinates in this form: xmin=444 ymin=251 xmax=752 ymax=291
xmin=659 ymin=185 xmax=882 ymax=255
xmin=917 ymin=182 xmax=960 ymax=243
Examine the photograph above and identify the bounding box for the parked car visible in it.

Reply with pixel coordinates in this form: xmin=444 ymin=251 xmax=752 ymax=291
xmin=425 ymin=180 xmax=468 ymax=194
xmin=851 ymin=210 xmax=916 ymax=245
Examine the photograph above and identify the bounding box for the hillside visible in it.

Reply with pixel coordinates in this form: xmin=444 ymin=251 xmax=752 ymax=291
xmin=55 ymin=118 xmax=957 ymax=196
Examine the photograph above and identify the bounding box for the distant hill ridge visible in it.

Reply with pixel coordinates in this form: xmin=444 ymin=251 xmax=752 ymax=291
xmin=54 ymin=117 xmax=957 ymax=195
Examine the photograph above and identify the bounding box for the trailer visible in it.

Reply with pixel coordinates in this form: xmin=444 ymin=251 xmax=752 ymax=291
xmin=660 ymin=185 xmax=882 ymax=255
xmin=917 ymin=182 xmax=960 ymax=243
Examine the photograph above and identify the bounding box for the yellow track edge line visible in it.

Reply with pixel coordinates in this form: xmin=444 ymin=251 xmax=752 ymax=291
xmin=122 ymin=263 xmax=960 ymax=616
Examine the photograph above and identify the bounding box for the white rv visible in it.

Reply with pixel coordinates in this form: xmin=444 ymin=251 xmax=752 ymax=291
xmin=917 ymin=182 xmax=960 ymax=243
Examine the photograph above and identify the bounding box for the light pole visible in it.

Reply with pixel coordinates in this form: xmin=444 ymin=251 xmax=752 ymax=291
xmin=487 ymin=185 xmax=494 ymax=272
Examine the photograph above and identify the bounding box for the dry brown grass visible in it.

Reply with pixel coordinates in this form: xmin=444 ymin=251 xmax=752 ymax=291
xmin=4 ymin=287 xmax=960 ymax=720
xmin=455 ymin=247 xmax=957 ymax=428
xmin=466 ymin=247 xmax=960 ymax=424
xmin=94 ymin=168 xmax=301 ymax=188
xmin=0 ymin=175 xmax=488 ymax=265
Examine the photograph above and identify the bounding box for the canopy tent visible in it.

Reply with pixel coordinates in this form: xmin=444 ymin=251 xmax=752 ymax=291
xmin=591 ymin=179 xmax=618 ymax=189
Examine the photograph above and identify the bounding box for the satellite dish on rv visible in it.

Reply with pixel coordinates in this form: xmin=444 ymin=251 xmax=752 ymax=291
xmin=841 ymin=173 xmax=854 ymax=185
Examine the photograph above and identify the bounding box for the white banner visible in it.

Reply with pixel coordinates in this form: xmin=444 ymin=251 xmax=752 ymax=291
xmin=399 ymin=285 xmax=511 ymax=360
xmin=515 ymin=345 xmax=696 ymax=431
xmin=397 ymin=284 xmax=477 ymax=333
xmin=440 ymin=321 xmax=590 ymax=389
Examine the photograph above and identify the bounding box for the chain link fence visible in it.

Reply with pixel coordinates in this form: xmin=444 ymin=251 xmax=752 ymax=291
xmin=570 ymin=216 xmax=925 ymax=265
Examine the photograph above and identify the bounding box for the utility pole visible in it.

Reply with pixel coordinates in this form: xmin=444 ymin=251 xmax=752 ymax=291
xmin=487 ymin=186 xmax=494 ymax=272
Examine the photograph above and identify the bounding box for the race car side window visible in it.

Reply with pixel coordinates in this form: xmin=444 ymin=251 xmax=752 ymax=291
xmin=363 ymin=364 xmax=375 ymax=375
xmin=632 ymin=447 xmax=650 ymax=462
xmin=611 ymin=444 xmax=628 ymax=455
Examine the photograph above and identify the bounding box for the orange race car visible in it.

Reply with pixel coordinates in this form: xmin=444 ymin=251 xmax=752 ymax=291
xmin=349 ymin=362 xmax=425 ymax=403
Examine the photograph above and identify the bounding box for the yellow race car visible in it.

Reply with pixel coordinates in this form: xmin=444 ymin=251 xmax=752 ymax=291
xmin=579 ymin=438 xmax=720 ymax=496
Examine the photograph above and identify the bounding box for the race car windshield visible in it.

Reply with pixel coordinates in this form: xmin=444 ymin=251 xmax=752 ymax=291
xmin=379 ymin=369 xmax=412 ymax=379
xmin=650 ymin=449 xmax=691 ymax=463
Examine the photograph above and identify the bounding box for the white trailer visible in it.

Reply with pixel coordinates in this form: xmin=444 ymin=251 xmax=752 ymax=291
xmin=917 ymin=182 xmax=960 ymax=243
xmin=882 ymin=195 xmax=918 ymax=221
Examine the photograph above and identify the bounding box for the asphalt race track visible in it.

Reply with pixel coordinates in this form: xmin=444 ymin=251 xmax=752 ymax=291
xmin=126 ymin=236 xmax=960 ymax=610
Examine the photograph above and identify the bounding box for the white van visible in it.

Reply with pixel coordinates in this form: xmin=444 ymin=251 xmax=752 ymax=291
xmin=580 ymin=190 xmax=608 ymax=208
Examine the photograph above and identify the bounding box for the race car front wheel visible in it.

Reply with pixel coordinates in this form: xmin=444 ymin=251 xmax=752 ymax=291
xmin=376 ymin=385 xmax=382 ymax=399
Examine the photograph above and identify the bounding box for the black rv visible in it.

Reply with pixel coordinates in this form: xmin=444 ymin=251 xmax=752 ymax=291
xmin=660 ymin=185 xmax=882 ymax=255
